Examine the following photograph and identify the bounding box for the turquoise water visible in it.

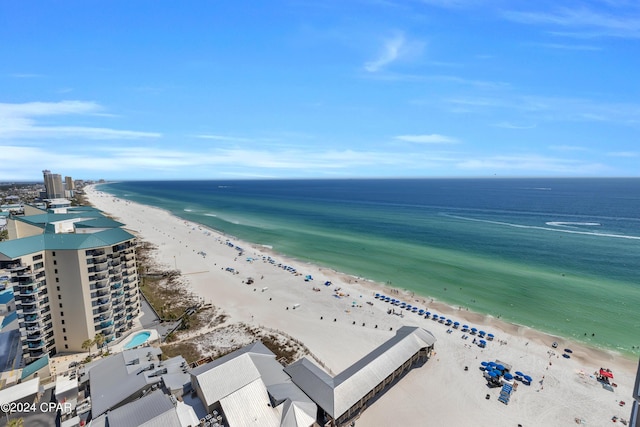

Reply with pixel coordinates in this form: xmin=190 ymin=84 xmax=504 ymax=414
xmin=99 ymin=179 xmax=640 ymax=356
xmin=124 ymin=331 xmax=151 ymax=349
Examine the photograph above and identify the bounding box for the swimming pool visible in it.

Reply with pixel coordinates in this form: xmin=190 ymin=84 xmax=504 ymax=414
xmin=123 ymin=331 xmax=151 ymax=349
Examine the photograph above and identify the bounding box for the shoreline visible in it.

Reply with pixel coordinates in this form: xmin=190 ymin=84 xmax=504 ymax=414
xmin=86 ymin=185 xmax=637 ymax=426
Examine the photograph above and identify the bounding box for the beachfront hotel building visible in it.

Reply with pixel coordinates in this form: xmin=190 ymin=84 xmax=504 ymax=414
xmin=0 ymin=204 xmax=141 ymax=365
xmin=42 ymin=169 xmax=64 ymax=199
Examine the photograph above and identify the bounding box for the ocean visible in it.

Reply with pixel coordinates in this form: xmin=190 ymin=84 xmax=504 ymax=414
xmin=98 ymin=178 xmax=640 ymax=356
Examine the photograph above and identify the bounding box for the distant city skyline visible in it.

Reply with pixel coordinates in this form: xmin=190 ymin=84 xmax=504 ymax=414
xmin=1 ymin=1 xmax=639 ymax=181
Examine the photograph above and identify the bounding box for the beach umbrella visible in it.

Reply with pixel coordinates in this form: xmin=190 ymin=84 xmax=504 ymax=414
xmin=487 ymin=333 xmax=494 ymax=339
xmin=418 ymin=309 xmax=425 ymax=314
xmin=515 ymin=371 xmax=524 ymax=377
xmin=462 ymin=325 xmax=469 ymax=330
xmin=495 ymin=364 xmax=504 ymax=371
xmin=523 ymin=375 xmax=532 ymax=382
xmin=487 ymin=371 xmax=497 ymax=378
xmin=487 ymin=361 xmax=496 ymax=367
xmin=425 ymin=311 xmax=431 ymax=317
xmin=479 ymin=330 xmax=486 ymax=335
xmin=481 ymin=361 xmax=489 ymax=366
xmin=375 ymin=293 xmax=380 ymax=298
xmin=453 ymin=321 xmax=460 ymax=325
xmin=504 ymin=372 xmax=514 ymax=380
xmin=564 ymin=348 xmax=573 ymax=353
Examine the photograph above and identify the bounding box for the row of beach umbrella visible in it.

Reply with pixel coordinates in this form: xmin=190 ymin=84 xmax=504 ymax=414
xmin=375 ymin=293 xmax=495 ymax=340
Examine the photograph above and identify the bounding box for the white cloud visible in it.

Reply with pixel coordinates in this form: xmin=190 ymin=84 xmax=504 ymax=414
xmin=456 ymin=154 xmax=607 ymax=174
xmin=0 ymin=100 xmax=161 ymax=140
xmin=503 ymin=6 xmax=640 ymax=38
xmin=607 ymin=151 xmax=638 ymax=157
xmin=364 ymin=34 xmax=408 ymax=72
xmin=394 ymin=134 xmax=459 ymax=144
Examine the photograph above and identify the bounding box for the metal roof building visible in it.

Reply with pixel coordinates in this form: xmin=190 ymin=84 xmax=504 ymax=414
xmin=190 ymin=341 xmax=317 ymax=427
xmin=285 ymin=326 xmax=436 ymax=426
xmin=89 ymin=389 xmax=199 ymax=427
xmin=86 ymin=347 xmax=164 ymax=417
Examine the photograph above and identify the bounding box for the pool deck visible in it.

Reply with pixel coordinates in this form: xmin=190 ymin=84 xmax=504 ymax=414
xmin=110 ymin=329 xmax=160 ymax=353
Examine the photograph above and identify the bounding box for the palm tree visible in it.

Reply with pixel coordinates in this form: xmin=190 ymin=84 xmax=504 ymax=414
xmin=8 ymin=418 xmax=24 ymax=427
xmin=81 ymin=339 xmax=93 ymax=353
xmin=93 ymin=333 xmax=106 ymax=354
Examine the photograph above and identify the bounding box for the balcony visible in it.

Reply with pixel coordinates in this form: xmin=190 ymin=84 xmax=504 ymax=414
xmin=21 ymin=304 xmax=41 ymax=315
xmin=27 ymin=340 xmax=46 ymax=349
xmin=97 ymin=306 xmax=112 ymax=317
xmin=94 ymin=262 xmax=109 ymax=273
xmin=109 ymin=265 xmax=122 ymax=275
xmin=124 ymin=253 xmax=135 ymax=261
xmin=111 ymin=282 xmax=123 ymax=290
xmin=113 ymin=305 xmax=125 ymax=314
xmin=18 ymin=284 xmax=42 ymax=296
xmin=26 ymin=331 xmax=43 ymax=341
xmin=25 ymin=322 xmax=44 ymax=333
xmin=98 ymin=320 xmax=114 ymax=329
xmin=92 ymin=273 xmax=108 ymax=281
xmin=96 ymin=297 xmax=111 ymax=307
xmin=7 ymin=264 xmax=31 ymax=274
xmin=16 ymin=270 xmax=35 ymax=279
xmin=110 ymin=274 xmax=123 ymax=283
xmin=92 ymin=289 xmax=110 ymax=299
xmin=110 ymin=258 xmax=122 ymax=267
xmin=93 ymin=278 xmax=109 ymax=290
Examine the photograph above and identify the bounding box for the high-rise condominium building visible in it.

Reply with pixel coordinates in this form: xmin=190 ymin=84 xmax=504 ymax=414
xmin=0 ymin=205 xmax=141 ymax=364
xmin=42 ymin=170 xmax=64 ymax=199
xmin=65 ymin=176 xmax=74 ymax=191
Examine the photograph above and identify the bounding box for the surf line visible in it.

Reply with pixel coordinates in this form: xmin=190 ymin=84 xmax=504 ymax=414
xmin=442 ymin=214 xmax=640 ymax=240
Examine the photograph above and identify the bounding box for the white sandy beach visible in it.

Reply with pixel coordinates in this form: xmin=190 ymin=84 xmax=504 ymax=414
xmin=86 ymin=186 xmax=637 ymax=427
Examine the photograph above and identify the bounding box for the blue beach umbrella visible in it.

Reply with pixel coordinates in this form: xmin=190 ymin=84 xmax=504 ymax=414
xmin=418 ymin=309 xmax=425 ymax=315
xmin=453 ymin=321 xmax=460 ymax=326
xmin=496 ymin=364 xmax=504 ymax=371
xmin=425 ymin=311 xmax=431 ymax=317
xmin=515 ymin=371 xmax=524 ymax=377
xmin=479 ymin=330 xmax=486 ymax=336
xmin=375 ymin=293 xmax=380 ymax=298
xmin=480 ymin=361 xmax=489 ymax=366
xmin=471 ymin=328 xmax=478 ymax=334
xmin=487 ymin=333 xmax=494 ymax=340
xmin=504 ymin=373 xmax=514 ymax=380
xmin=487 ymin=371 xmax=497 ymax=378
xmin=462 ymin=325 xmax=469 ymax=330
xmin=523 ymin=375 xmax=532 ymax=382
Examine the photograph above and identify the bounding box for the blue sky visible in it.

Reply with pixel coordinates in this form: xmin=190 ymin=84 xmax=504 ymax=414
xmin=1 ymin=0 xmax=639 ymax=181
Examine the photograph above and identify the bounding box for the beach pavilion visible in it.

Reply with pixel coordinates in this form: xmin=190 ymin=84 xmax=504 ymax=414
xmin=284 ymin=326 xmax=436 ymax=427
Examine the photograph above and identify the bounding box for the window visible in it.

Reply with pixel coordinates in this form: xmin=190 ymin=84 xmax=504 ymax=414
xmin=61 ymin=320 xmax=65 ymax=324
xmin=64 ymin=344 xmax=68 ymax=349
xmin=53 ymin=260 xmax=57 ymax=265
xmin=54 ymin=269 xmax=58 ymax=274
xmin=56 ymin=278 xmax=59 ymax=283
xmin=34 ymin=262 xmax=44 ymax=269
xmin=62 ymin=328 xmax=66 ymax=333
xmin=63 ymin=336 xmax=67 ymax=341
xmin=56 ymin=286 xmax=60 ymax=291
xmin=33 ymin=254 xmax=43 ymax=261
xmin=52 ymin=252 xmax=56 ymax=256
xmin=60 ymin=312 xmax=64 ymax=317
xmin=58 ymin=295 xmax=61 ymax=300
xmin=59 ymin=303 xmax=63 ymax=308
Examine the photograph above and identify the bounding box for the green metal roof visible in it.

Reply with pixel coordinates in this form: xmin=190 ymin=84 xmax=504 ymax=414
xmin=21 ymin=355 xmax=49 ymax=380
xmin=0 ymin=228 xmax=135 ymax=259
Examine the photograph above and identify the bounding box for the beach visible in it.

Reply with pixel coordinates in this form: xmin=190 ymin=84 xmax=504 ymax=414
xmin=86 ymin=185 xmax=637 ymax=426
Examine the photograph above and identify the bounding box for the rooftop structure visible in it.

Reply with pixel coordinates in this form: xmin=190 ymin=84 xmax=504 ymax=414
xmin=285 ymin=326 xmax=436 ymax=426
xmin=191 ymin=341 xmax=317 ymax=427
